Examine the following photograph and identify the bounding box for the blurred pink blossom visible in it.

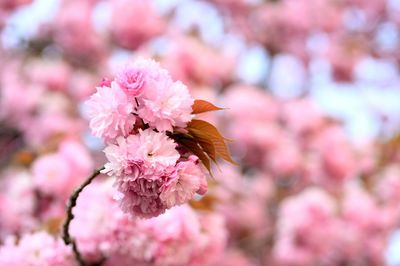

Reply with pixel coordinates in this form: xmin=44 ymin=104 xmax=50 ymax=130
xmin=54 ymin=0 xmax=104 ymax=62
xmin=72 ymin=180 xmax=226 ymax=266
xmin=273 ymin=188 xmax=338 ymax=265
xmin=110 ymin=0 xmax=164 ymax=50
xmin=0 ymin=231 xmax=76 ymax=266
xmin=0 ymin=170 xmax=37 ymax=240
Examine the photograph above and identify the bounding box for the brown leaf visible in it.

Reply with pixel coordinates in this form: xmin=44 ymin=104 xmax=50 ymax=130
xmin=188 ymin=120 xmax=237 ymax=165
xmin=43 ymin=216 xmax=64 ymax=235
xmin=13 ymin=150 xmax=35 ymax=166
xmin=192 ymin=99 xmax=224 ymax=114
xmin=189 ymin=194 xmax=218 ymax=211
xmin=188 ymin=119 xmax=225 ymax=140
xmin=197 ymin=138 xmax=216 ymax=162
xmin=189 ymin=128 xmax=217 ymax=158
xmin=213 ymin=136 xmax=237 ymax=165
xmin=179 ymin=138 xmax=211 ymax=172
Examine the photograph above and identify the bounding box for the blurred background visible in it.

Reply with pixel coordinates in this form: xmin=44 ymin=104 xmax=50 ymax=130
xmin=1 ymin=0 xmax=400 ymax=265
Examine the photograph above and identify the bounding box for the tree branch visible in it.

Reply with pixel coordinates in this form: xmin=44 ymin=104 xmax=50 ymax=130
xmin=62 ymin=166 xmax=105 ymax=266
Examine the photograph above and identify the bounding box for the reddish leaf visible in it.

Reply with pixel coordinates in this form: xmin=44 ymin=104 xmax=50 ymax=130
xmin=188 ymin=120 xmax=237 ymax=165
xmin=198 ymin=138 xmax=216 ymax=162
xmin=212 ymin=136 xmax=237 ymax=165
xmin=44 ymin=216 xmax=64 ymax=235
xmin=192 ymin=99 xmax=224 ymax=114
xmin=13 ymin=150 xmax=34 ymax=166
xmin=188 ymin=119 xmax=225 ymax=140
xmin=189 ymin=194 xmax=218 ymax=211
xmin=182 ymin=128 xmax=216 ymax=162
xmin=179 ymin=138 xmax=211 ymax=173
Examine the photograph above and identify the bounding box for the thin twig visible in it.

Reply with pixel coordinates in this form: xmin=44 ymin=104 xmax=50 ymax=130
xmin=62 ymin=166 xmax=105 ymax=266
xmin=71 ymin=240 xmax=90 ymax=266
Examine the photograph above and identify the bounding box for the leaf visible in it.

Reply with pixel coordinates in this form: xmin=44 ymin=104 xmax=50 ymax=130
xmin=179 ymin=138 xmax=211 ymax=173
xmin=189 ymin=128 xmax=217 ymax=157
xmin=43 ymin=216 xmax=64 ymax=235
xmin=188 ymin=120 xmax=237 ymax=165
xmin=189 ymin=194 xmax=218 ymax=211
xmin=213 ymin=136 xmax=237 ymax=165
xmin=188 ymin=119 xmax=225 ymax=140
xmin=197 ymin=138 xmax=216 ymax=162
xmin=192 ymin=99 xmax=224 ymax=114
xmin=13 ymin=150 xmax=35 ymax=166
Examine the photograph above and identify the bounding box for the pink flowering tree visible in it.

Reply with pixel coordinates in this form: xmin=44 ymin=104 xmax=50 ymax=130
xmin=61 ymin=58 xmax=235 ymax=265
xmin=1 ymin=1 xmax=400 ymax=266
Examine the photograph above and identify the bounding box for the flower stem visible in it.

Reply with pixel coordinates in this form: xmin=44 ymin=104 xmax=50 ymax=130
xmin=62 ymin=166 xmax=105 ymax=266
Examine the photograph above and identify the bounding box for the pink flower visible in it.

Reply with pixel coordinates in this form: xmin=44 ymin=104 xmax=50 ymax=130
xmin=114 ymin=165 xmax=173 ymax=218
xmin=70 ymin=178 xmax=226 ymax=265
xmin=0 ymin=170 xmax=37 ymax=240
xmin=210 ymin=164 xmax=271 ymax=239
xmin=318 ymin=126 xmax=358 ymax=182
xmin=135 ymin=128 xmax=180 ymax=167
xmin=102 ymin=129 xmax=180 ymax=177
xmin=102 ymin=129 xmax=182 ymax=218
xmin=54 ymin=0 xmax=104 ymax=61
xmin=31 ymin=153 xmax=72 ymax=196
xmin=136 ymin=205 xmax=202 ymax=265
xmin=116 ymin=67 xmax=145 ymax=97
xmin=110 ymin=0 xmax=164 ymax=50
xmin=30 ymin=139 xmax=92 ymax=199
xmin=112 ymin=156 xmax=205 ymax=218
xmin=71 ymin=180 xmax=122 ymax=263
xmin=87 ymin=58 xmax=194 ymax=138
xmin=223 ymin=84 xmax=278 ymax=122
xmin=68 ymin=70 xmax=98 ymax=101
xmin=282 ymin=99 xmax=324 ymax=134
xmin=86 ymin=59 xmax=202 ymax=218
xmin=160 ymin=156 xmax=207 ymax=208
xmin=0 ymin=63 xmax=43 ymax=123
xmin=273 ymin=188 xmax=338 ymax=265
xmin=136 ymin=65 xmax=194 ymax=131
xmin=160 ymin=36 xmax=235 ymax=86
xmin=106 ymin=205 xmax=227 ymax=266
xmin=58 ymin=139 xmax=94 ymax=180
xmin=85 ymin=81 xmax=136 ymax=143
xmin=0 ymin=231 xmax=76 ymax=266
xmin=342 ymin=186 xmax=396 ymax=234
xmin=266 ymin=136 xmax=302 ymax=177
xmin=338 ymin=186 xmax=396 ymax=265
xmin=102 ymin=135 xmax=141 ymax=177
xmin=115 ymin=58 xmax=168 ymax=97
xmin=189 ymin=212 xmax=227 ymax=266
xmin=22 ymin=111 xmax=84 ymax=147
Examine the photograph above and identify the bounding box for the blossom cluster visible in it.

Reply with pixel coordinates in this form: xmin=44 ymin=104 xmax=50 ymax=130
xmin=32 ymin=139 xmax=93 ymax=199
xmin=86 ymin=59 xmax=207 ymax=218
xmin=70 ymin=180 xmax=226 ymax=266
xmin=0 ymin=231 xmax=76 ymax=266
